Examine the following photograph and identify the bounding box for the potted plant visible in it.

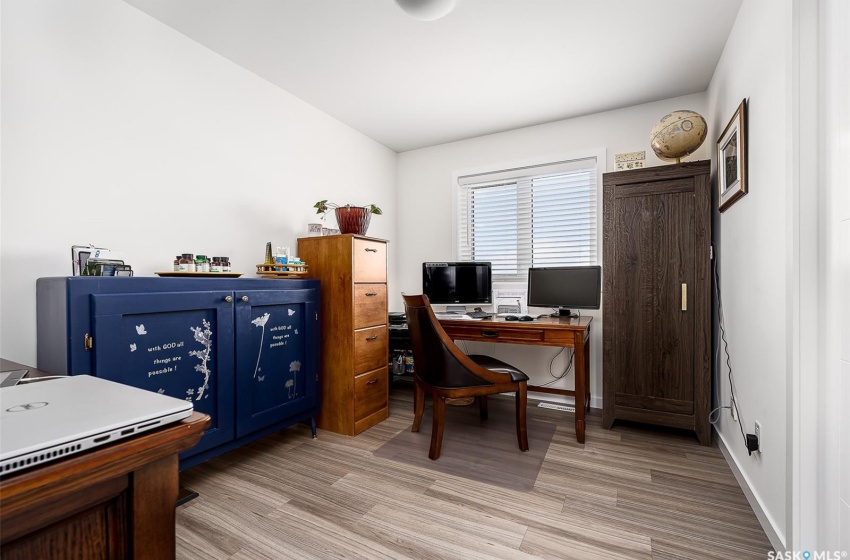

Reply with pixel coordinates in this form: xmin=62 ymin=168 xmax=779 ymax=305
xmin=313 ymin=200 xmax=383 ymax=236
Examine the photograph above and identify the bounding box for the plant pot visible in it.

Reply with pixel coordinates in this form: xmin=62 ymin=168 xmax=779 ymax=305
xmin=334 ymin=206 xmax=372 ymax=235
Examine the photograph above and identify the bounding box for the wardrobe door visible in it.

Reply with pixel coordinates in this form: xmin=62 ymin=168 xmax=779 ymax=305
xmin=611 ymin=180 xmax=695 ymax=414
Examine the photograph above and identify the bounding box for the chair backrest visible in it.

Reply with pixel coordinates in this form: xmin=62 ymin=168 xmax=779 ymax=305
xmin=402 ymin=294 xmax=493 ymax=389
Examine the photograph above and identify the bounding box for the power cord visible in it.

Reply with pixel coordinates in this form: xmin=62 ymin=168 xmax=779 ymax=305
xmin=708 ymin=244 xmax=749 ymax=450
xmin=538 ymin=347 xmax=574 ymax=387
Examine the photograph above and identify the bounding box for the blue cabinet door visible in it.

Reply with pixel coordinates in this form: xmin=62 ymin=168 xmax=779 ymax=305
xmin=91 ymin=291 xmax=235 ymax=457
xmin=234 ymin=289 xmax=320 ymax=437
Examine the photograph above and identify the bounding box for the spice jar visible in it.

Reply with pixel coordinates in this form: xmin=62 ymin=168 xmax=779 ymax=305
xmin=178 ymin=253 xmax=195 ymax=272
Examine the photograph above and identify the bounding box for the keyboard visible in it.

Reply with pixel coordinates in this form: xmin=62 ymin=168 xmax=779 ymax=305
xmin=466 ymin=311 xmax=493 ymax=319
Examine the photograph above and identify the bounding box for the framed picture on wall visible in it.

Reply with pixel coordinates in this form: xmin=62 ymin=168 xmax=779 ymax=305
xmin=717 ymin=98 xmax=747 ymax=212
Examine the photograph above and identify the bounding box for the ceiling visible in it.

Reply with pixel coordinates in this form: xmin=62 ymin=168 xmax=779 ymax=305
xmin=124 ymin=0 xmax=742 ymax=153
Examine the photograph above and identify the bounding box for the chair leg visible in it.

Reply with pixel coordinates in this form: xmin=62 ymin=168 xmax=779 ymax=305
xmin=412 ymin=380 xmax=425 ymax=432
xmin=515 ymin=383 xmax=529 ymax=452
xmin=429 ymin=395 xmax=446 ymax=460
xmin=479 ymin=395 xmax=489 ymax=420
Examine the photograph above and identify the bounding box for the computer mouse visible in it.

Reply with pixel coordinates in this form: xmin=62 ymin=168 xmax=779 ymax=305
xmin=518 ymin=315 xmax=534 ymax=322
xmin=504 ymin=315 xmax=519 ymax=321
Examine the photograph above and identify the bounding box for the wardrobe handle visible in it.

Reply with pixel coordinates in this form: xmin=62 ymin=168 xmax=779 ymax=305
xmin=681 ymin=283 xmax=687 ymax=311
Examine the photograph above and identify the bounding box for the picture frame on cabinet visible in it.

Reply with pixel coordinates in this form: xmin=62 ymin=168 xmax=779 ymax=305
xmin=717 ymin=98 xmax=748 ymax=212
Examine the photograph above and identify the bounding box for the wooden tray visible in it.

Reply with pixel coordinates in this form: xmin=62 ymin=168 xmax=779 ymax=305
xmin=256 ymin=263 xmax=308 ymax=279
xmin=155 ymin=271 xmax=243 ymax=278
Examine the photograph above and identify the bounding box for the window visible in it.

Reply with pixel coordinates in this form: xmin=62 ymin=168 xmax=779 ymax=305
xmin=456 ymin=156 xmax=598 ymax=281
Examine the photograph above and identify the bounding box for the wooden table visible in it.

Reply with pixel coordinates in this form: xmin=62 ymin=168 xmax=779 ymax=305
xmin=438 ymin=316 xmax=592 ymax=443
xmin=0 ymin=359 xmax=210 ymax=559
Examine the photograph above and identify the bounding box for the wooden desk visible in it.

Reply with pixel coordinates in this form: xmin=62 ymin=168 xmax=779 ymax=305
xmin=438 ymin=316 xmax=592 ymax=443
xmin=0 ymin=398 xmax=209 ymax=559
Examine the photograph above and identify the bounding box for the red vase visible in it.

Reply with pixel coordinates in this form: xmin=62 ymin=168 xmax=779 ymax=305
xmin=334 ymin=206 xmax=371 ymax=235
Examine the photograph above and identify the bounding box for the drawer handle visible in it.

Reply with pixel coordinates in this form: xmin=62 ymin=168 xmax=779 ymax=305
xmin=366 ymin=335 xmax=379 ymax=341
xmin=365 ymin=248 xmax=378 ymax=253
xmin=365 ymin=292 xmax=378 ymax=297
xmin=366 ymin=379 xmax=378 ymax=385
xmin=481 ymin=330 xmax=499 ymax=338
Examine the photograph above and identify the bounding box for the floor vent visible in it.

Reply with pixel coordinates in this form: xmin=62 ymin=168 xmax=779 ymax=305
xmin=537 ymin=402 xmax=575 ymax=413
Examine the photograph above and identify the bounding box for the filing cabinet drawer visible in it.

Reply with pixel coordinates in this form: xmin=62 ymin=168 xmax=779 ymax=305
xmin=353 ymin=284 xmax=387 ymax=329
xmin=354 ymin=367 xmax=388 ymax=421
xmin=353 ymin=238 xmax=387 ymax=283
xmin=353 ymin=325 xmax=388 ymax=375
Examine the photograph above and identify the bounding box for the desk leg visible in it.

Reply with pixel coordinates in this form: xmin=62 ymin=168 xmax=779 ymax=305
xmin=132 ymin=454 xmax=179 ymax=559
xmin=574 ymin=338 xmax=586 ymax=444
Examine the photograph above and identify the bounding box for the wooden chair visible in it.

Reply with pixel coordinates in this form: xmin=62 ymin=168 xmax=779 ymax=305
xmin=402 ymin=294 xmax=529 ymax=460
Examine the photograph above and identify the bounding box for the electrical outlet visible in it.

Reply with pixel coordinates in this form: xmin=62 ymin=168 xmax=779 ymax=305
xmin=754 ymin=421 xmax=762 ymax=451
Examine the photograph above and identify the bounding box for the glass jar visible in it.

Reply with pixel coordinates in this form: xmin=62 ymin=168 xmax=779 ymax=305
xmin=209 ymin=257 xmax=223 ymax=273
xmin=195 ymin=255 xmax=209 ymax=273
xmin=173 ymin=255 xmax=181 ymax=272
xmin=178 ymin=253 xmax=195 ymax=272
xmin=222 ymin=257 xmax=231 ymax=273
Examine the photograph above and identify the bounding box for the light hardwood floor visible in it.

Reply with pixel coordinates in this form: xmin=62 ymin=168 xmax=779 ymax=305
xmin=176 ymin=383 xmax=772 ymax=559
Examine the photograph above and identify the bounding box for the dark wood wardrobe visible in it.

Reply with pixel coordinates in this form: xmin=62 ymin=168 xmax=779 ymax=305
xmin=602 ymin=161 xmax=712 ymax=445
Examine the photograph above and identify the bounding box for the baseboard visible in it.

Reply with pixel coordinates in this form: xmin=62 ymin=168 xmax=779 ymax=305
xmin=715 ymin=427 xmax=785 ymax=551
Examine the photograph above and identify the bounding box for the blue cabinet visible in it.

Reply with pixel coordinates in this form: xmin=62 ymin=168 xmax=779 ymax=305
xmin=36 ymin=277 xmax=320 ymax=468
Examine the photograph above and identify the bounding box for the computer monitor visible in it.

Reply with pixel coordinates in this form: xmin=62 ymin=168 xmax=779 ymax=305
xmin=527 ymin=265 xmax=602 ymax=317
xmin=422 ymin=262 xmax=492 ymax=305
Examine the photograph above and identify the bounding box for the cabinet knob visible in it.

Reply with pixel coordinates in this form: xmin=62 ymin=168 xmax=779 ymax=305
xmin=225 ymin=296 xmax=233 ymax=303
xmin=241 ymin=295 xmax=249 ymax=302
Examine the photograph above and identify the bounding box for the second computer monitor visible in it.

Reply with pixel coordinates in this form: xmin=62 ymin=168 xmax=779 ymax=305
xmin=422 ymin=262 xmax=492 ymax=305
xmin=527 ymin=265 xmax=602 ymax=317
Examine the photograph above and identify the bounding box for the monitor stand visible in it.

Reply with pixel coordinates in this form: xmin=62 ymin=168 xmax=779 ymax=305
xmin=549 ymin=308 xmax=579 ymax=318
xmin=445 ymin=305 xmax=466 ymax=314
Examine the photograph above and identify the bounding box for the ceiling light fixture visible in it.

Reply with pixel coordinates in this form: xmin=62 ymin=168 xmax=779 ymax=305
xmin=394 ymin=0 xmax=456 ymax=21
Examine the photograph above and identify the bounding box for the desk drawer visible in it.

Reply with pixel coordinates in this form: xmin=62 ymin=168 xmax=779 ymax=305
xmin=354 ymin=367 xmax=388 ymax=420
xmin=353 ymin=238 xmax=387 ymax=283
xmin=353 ymin=325 xmax=388 ymax=375
xmin=443 ymin=325 xmax=545 ymax=344
xmin=353 ymin=284 xmax=387 ymax=329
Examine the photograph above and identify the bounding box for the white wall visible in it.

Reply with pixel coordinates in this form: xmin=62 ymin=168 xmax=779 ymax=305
xmin=705 ymin=0 xmax=790 ymax=548
xmin=396 ymin=93 xmax=710 ymax=406
xmin=0 ymin=0 xmax=398 ymax=365
xmin=820 ymin=0 xmax=850 ymax=550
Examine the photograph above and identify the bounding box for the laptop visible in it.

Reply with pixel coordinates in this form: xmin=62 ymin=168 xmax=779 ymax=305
xmin=0 ymin=369 xmax=28 ymax=388
xmin=1 ymin=375 xmax=193 ymax=476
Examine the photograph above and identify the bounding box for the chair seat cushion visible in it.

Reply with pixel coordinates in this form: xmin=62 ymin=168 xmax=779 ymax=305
xmin=467 ymin=355 xmax=530 ymax=383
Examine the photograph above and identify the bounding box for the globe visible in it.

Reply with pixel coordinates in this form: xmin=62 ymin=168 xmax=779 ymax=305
xmin=650 ymin=110 xmax=707 ymax=162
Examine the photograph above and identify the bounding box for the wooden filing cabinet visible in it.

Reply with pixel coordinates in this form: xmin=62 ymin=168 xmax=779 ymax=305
xmin=298 ymin=234 xmax=389 ymax=435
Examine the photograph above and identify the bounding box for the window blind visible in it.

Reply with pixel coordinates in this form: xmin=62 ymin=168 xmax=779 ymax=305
xmin=456 ymin=157 xmax=598 ymax=281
